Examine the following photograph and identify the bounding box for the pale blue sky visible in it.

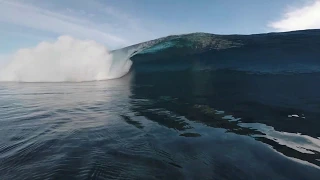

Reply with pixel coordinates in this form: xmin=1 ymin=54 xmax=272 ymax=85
xmin=0 ymin=0 xmax=320 ymax=52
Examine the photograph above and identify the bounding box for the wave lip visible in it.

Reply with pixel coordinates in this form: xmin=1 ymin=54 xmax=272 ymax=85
xmin=0 ymin=36 xmax=132 ymax=82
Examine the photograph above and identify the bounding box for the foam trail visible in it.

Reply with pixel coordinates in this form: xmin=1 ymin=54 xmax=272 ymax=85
xmin=0 ymin=36 xmax=132 ymax=82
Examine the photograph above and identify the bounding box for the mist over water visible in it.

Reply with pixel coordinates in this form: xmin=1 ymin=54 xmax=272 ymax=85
xmin=0 ymin=36 xmax=132 ymax=82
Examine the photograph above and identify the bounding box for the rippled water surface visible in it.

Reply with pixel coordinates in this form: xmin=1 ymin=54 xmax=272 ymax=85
xmin=1 ymin=71 xmax=320 ymax=180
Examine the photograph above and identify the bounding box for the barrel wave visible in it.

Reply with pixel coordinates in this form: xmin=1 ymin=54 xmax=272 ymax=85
xmin=1 ymin=30 xmax=319 ymax=82
xmin=1 ymin=30 xmax=320 ymax=179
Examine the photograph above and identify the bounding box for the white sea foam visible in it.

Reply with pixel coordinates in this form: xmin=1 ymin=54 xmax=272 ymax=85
xmin=0 ymin=36 xmax=132 ymax=82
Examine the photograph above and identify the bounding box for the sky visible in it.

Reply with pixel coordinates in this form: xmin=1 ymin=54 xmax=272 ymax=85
xmin=0 ymin=0 xmax=320 ymax=52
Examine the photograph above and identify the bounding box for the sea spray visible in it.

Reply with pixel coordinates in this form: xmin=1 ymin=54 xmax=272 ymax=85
xmin=0 ymin=36 xmax=132 ymax=82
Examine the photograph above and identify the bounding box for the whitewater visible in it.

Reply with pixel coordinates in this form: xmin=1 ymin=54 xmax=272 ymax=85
xmin=0 ymin=36 xmax=132 ymax=82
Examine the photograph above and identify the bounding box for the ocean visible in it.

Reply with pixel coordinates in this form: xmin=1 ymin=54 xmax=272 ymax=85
xmin=0 ymin=30 xmax=320 ymax=179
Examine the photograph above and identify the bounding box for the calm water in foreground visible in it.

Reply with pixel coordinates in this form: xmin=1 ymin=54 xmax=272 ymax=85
xmin=1 ymin=71 xmax=320 ymax=180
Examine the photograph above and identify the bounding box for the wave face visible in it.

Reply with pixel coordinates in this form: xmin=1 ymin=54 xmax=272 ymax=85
xmin=0 ymin=36 xmax=132 ymax=82
xmin=125 ymin=29 xmax=320 ymax=74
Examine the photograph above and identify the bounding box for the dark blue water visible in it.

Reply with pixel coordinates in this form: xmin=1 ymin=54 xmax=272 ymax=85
xmin=1 ymin=30 xmax=320 ymax=179
xmin=1 ymin=70 xmax=320 ymax=179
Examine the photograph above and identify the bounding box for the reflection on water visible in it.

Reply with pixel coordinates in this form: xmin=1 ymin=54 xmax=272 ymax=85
xmin=0 ymin=71 xmax=320 ymax=179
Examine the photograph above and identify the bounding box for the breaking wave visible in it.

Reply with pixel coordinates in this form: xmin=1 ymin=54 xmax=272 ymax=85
xmin=1 ymin=29 xmax=320 ymax=82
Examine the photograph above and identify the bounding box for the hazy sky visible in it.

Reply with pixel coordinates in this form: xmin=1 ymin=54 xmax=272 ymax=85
xmin=0 ymin=0 xmax=320 ymax=51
